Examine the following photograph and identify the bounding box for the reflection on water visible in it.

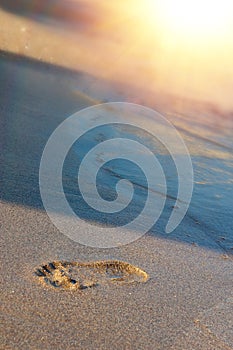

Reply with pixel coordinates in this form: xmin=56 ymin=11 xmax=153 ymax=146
xmin=0 ymin=1 xmax=232 ymax=251
xmin=0 ymin=0 xmax=233 ymax=110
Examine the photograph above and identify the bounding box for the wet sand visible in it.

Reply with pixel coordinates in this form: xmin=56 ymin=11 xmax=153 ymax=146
xmin=0 ymin=206 xmax=233 ymax=350
xmin=1 ymin=6 xmax=233 ymax=350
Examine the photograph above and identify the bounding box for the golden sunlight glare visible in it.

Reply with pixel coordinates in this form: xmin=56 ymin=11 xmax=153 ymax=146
xmin=145 ymin=0 xmax=233 ymax=41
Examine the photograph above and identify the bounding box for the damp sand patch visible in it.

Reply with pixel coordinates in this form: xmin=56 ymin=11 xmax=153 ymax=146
xmin=35 ymin=260 xmax=149 ymax=290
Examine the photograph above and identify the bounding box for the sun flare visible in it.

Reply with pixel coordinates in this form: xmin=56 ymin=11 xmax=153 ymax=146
xmin=145 ymin=0 xmax=233 ymax=41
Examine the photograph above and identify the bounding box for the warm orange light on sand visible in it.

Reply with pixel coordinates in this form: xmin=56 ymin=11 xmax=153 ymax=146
xmin=145 ymin=0 xmax=233 ymax=42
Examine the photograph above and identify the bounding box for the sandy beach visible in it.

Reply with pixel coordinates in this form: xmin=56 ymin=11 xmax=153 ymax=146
xmin=0 ymin=3 xmax=233 ymax=349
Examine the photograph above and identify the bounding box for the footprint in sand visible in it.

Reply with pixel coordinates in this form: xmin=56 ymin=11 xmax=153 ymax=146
xmin=35 ymin=260 xmax=149 ymax=290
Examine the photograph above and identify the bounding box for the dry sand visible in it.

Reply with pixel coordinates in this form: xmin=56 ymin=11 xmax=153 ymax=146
xmin=0 ymin=4 xmax=233 ymax=350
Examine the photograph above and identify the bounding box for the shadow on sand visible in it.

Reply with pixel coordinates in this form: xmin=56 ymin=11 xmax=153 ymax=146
xmin=0 ymin=0 xmax=100 ymax=30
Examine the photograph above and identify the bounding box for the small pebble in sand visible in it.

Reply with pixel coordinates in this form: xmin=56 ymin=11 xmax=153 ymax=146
xmin=221 ymin=254 xmax=229 ymax=260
